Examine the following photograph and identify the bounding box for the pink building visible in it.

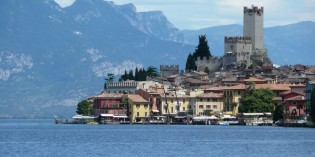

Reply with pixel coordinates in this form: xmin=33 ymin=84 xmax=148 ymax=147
xmin=89 ymin=93 xmax=125 ymax=116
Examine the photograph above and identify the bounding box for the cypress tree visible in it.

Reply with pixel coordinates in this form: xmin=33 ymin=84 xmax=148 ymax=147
xmin=135 ymin=67 xmax=139 ymax=81
xmin=195 ymin=35 xmax=212 ymax=59
xmin=128 ymin=69 xmax=134 ymax=80
xmin=185 ymin=53 xmax=197 ymax=73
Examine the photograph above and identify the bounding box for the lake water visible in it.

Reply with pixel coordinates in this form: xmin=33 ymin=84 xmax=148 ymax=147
xmin=0 ymin=119 xmax=315 ymax=157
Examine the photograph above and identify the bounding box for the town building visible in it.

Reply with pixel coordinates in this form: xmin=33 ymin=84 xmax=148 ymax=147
xmin=89 ymin=93 xmax=125 ymax=117
xmin=194 ymin=93 xmax=224 ymax=116
xmin=124 ymin=94 xmax=150 ymax=122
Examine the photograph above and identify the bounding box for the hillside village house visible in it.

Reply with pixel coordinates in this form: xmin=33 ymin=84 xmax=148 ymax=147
xmin=195 ymin=93 xmax=224 ymax=116
xmin=123 ymin=94 xmax=150 ymax=122
xmin=222 ymin=81 xmax=291 ymax=115
xmin=160 ymin=89 xmax=190 ymax=120
xmin=89 ymin=93 xmax=124 ymax=116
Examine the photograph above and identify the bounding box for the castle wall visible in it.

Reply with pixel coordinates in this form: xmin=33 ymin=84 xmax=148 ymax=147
xmin=196 ymin=57 xmax=222 ymax=72
xmin=223 ymin=37 xmax=253 ymax=68
xmin=160 ymin=65 xmax=179 ymax=78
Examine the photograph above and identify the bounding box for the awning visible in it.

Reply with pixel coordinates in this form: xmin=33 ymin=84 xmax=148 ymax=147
xmin=242 ymin=113 xmax=264 ymax=116
xmin=113 ymin=115 xmax=128 ymax=118
xmin=72 ymin=115 xmax=95 ymax=119
xmin=152 ymin=110 xmax=159 ymax=113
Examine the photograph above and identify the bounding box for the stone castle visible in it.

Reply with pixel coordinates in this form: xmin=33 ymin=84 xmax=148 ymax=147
xmin=160 ymin=65 xmax=179 ymax=78
xmin=197 ymin=5 xmax=272 ymax=72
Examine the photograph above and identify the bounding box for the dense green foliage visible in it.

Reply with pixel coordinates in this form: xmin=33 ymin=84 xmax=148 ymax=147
xmin=194 ymin=35 xmax=212 ymax=59
xmin=185 ymin=35 xmax=212 ymax=72
xmin=119 ymin=66 xmax=158 ymax=81
xmin=310 ymin=87 xmax=315 ymax=123
xmin=185 ymin=53 xmax=197 ymax=72
xmin=76 ymin=100 xmax=94 ymax=116
xmin=273 ymin=104 xmax=284 ymax=122
xmin=204 ymin=67 xmax=210 ymax=73
xmin=239 ymin=88 xmax=276 ymax=113
xmin=146 ymin=66 xmax=159 ymax=78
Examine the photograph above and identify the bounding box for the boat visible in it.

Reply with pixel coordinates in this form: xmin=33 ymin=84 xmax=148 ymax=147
xmin=218 ymin=122 xmax=229 ymax=126
xmin=218 ymin=115 xmax=240 ymax=125
xmin=192 ymin=116 xmax=218 ymax=125
xmin=87 ymin=121 xmax=98 ymax=125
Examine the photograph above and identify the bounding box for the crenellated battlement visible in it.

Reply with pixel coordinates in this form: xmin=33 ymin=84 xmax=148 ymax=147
xmin=196 ymin=56 xmax=223 ymax=72
xmin=160 ymin=65 xmax=179 ymax=71
xmin=244 ymin=5 xmax=263 ymax=16
xmin=224 ymin=36 xmax=251 ymax=43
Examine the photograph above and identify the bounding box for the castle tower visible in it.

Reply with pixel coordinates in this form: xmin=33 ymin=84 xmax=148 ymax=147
xmin=243 ymin=6 xmax=264 ymax=50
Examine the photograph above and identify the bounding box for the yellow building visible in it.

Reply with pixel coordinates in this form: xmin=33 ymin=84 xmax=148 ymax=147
xmin=222 ymin=83 xmax=291 ymax=115
xmin=123 ymin=94 xmax=150 ymax=122
xmin=195 ymin=93 xmax=224 ymax=116
xmin=160 ymin=91 xmax=190 ymax=117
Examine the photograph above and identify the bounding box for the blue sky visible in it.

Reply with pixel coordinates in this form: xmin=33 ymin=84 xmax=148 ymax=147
xmin=55 ymin=0 xmax=315 ymax=30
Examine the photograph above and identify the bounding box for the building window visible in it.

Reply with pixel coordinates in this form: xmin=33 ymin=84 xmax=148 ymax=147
xmin=206 ymin=105 xmax=211 ymax=109
xmin=200 ymin=98 xmax=203 ymax=102
xmin=171 ymin=99 xmax=173 ymax=103
xmin=213 ymin=105 xmax=217 ymax=109
xmin=171 ymin=107 xmax=174 ymax=113
xmin=213 ymin=98 xmax=217 ymax=102
xmin=199 ymin=112 xmax=203 ymax=116
xmin=137 ymin=112 xmax=139 ymax=117
xmin=293 ymin=101 xmax=297 ymax=105
xmin=145 ymin=112 xmax=147 ymax=117
xmin=144 ymin=104 xmax=148 ymax=108
xmin=136 ymin=104 xmax=140 ymax=108
xmin=183 ymin=99 xmax=186 ymax=103
xmin=199 ymin=105 xmax=203 ymax=109
xmin=183 ymin=107 xmax=185 ymax=111
xmin=207 ymin=98 xmax=210 ymax=102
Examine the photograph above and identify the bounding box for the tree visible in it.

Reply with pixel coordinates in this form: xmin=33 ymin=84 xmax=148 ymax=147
xmin=310 ymin=87 xmax=315 ymax=123
xmin=105 ymin=73 xmax=114 ymax=83
xmin=76 ymin=100 xmax=94 ymax=116
xmin=104 ymin=73 xmax=114 ymax=91
xmin=204 ymin=67 xmax=210 ymax=74
xmin=194 ymin=35 xmax=212 ymax=59
xmin=185 ymin=53 xmax=197 ymax=72
xmin=135 ymin=67 xmax=139 ymax=81
xmin=128 ymin=69 xmax=134 ymax=80
xmin=239 ymin=88 xmax=275 ymax=113
xmin=146 ymin=66 xmax=159 ymax=78
xmin=245 ymin=81 xmax=255 ymax=94
xmin=273 ymin=103 xmax=284 ymax=123
xmin=185 ymin=35 xmax=212 ymax=73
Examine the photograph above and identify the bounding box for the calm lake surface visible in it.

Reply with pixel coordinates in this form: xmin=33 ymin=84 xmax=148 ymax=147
xmin=0 ymin=119 xmax=315 ymax=157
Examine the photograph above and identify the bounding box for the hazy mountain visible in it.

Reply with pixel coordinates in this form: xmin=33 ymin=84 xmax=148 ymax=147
xmin=182 ymin=21 xmax=315 ymax=65
xmin=1 ymin=0 xmax=314 ymax=118
xmin=0 ymin=0 xmax=192 ymax=118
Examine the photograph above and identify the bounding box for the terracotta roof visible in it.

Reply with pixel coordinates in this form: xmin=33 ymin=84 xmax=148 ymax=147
xmin=204 ymin=86 xmax=223 ymax=91
xmin=289 ymin=84 xmax=306 ymax=87
xmin=128 ymin=94 xmax=149 ymax=103
xmin=285 ymin=95 xmax=306 ymax=101
xmin=93 ymin=93 xmax=123 ymax=99
xmin=197 ymin=93 xmax=223 ymax=98
xmin=243 ymin=77 xmax=266 ymax=82
xmin=222 ymin=84 xmax=291 ymax=91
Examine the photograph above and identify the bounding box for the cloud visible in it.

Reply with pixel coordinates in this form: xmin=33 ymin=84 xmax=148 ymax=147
xmin=54 ymin=0 xmax=75 ymax=7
